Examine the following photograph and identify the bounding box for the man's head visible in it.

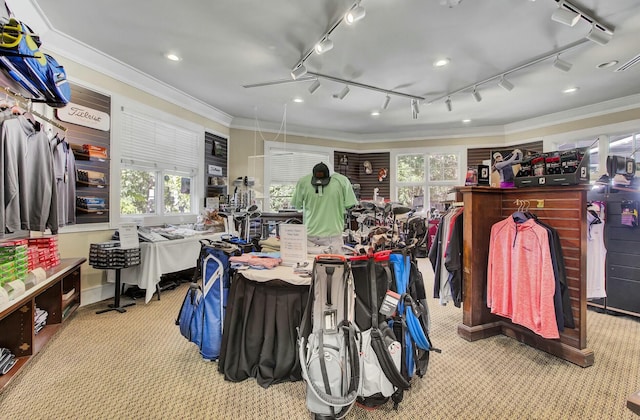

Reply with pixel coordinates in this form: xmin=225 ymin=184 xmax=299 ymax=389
xmin=493 ymin=152 xmax=503 ymax=162
xmin=311 ymin=162 xmax=331 ymax=187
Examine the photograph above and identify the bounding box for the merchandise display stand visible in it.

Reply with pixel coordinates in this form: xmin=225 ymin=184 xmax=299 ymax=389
xmin=456 ymin=185 xmax=594 ymax=367
xmin=95 ymin=268 xmax=135 ymax=314
xmin=89 ymin=242 xmax=141 ymax=314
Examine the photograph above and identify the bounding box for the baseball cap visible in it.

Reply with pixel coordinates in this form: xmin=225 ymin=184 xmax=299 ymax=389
xmin=311 ymin=162 xmax=331 ymax=186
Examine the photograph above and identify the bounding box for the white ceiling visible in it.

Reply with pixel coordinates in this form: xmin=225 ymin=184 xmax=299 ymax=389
xmin=10 ymin=0 xmax=640 ymax=140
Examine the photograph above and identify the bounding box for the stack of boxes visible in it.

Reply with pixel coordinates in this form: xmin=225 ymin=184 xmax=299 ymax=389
xmin=27 ymin=236 xmax=60 ymax=270
xmin=89 ymin=241 xmax=141 ymax=269
xmin=0 ymin=241 xmax=29 ymax=287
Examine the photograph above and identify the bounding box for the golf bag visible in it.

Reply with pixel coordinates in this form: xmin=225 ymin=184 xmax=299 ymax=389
xmin=298 ymin=255 xmax=361 ymax=420
xmin=350 ymin=251 xmax=410 ymax=410
xmin=176 ymin=241 xmax=239 ymax=360
xmin=0 ymin=18 xmax=71 ymax=107
xmin=388 ymin=249 xmax=439 ymax=383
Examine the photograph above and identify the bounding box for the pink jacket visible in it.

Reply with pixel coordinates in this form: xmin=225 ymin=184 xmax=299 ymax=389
xmin=487 ymin=217 xmax=559 ymax=339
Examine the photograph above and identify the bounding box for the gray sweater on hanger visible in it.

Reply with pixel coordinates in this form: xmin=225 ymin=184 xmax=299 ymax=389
xmin=2 ymin=115 xmax=58 ymax=234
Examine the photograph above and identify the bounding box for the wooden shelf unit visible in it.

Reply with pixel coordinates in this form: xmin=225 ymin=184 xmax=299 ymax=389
xmin=0 ymin=258 xmax=86 ymax=391
xmin=456 ymin=186 xmax=594 ymax=367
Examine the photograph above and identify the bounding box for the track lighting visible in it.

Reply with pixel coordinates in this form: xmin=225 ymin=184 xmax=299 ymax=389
xmin=445 ymin=97 xmax=452 ymax=112
xmin=586 ymin=24 xmax=613 ymax=45
xmin=345 ymin=4 xmax=366 ymax=25
xmin=498 ymin=76 xmax=514 ymax=92
xmin=553 ymin=55 xmax=572 ymax=72
xmin=382 ymin=95 xmax=391 ymax=110
xmin=334 ymin=85 xmax=350 ymax=100
xmin=411 ymin=99 xmax=420 ymax=114
xmin=308 ymin=79 xmax=321 ymax=94
xmin=551 ymin=1 xmax=580 ymax=27
xmin=291 ymin=64 xmax=307 ymax=80
xmin=314 ymin=38 xmax=334 ymax=54
xmin=472 ymin=87 xmax=482 ymax=102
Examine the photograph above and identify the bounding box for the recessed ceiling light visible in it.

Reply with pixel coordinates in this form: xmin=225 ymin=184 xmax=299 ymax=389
xmin=462 ymin=119 xmax=472 ymax=124
xmin=166 ymin=53 xmax=181 ymax=61
xmin=433 ymin=58 xmax=450 ymax=68
xmin=293 ymin=98 xmax=304 ymax=103
xmin=371 ymin=111 xmax=380 ymax=117
xmin=562 ymin=87 xmax=580 ymax=94
xmin=597 ymin=60 xmax=619 ymax=69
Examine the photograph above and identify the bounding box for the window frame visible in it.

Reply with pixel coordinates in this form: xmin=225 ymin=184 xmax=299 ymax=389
xmin=111 ymin=97 xmax=205 ymax=227
xmin=392 ymin=147 xmax=465 ymax=209
xmin=263 ymin=141 xmax=333 ymax=212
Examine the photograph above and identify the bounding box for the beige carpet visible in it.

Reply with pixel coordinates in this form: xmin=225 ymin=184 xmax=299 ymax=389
xmin=1 ymin=259 xmax=639 ymax=420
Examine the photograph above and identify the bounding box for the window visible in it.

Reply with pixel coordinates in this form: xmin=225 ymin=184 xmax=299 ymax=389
xmin=264 ymin=142 xmax=331 ymax=211
xmin=118 ymin=106 xmax=201 ymax=220
xmin=395 ymin=151 xmax=460 ymax=209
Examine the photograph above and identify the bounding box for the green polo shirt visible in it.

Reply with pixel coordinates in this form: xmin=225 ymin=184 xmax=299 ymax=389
xmin=291 ymin=172 xmax=358 ymax=237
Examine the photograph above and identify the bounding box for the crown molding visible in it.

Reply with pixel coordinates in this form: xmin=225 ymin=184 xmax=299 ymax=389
xmin=504 ymin=93 xmax=640 ymax=135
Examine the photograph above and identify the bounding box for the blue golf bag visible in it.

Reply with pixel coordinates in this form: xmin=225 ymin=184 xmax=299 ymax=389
xmin=176 ymin=241 xmax=239 ymax=360
xmin=388 ymin=249 xmax=440 ymax=383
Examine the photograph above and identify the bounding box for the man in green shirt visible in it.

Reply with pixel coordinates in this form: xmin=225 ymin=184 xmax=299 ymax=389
xmin=291 ymin=162 xmax=358 ymax=254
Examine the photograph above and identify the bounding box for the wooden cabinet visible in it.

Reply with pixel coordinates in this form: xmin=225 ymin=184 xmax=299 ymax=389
xmin=0 ymin=258 xmax=86 ymax=391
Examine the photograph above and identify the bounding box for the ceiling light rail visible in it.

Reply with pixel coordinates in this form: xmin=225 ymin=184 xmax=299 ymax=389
xmin=290 ymin=1 xmax=367 ymax=79
xmin=306 ymin=71 xmax=424 ymax=101
xmin=426 ymin=38 xmax=590 ymax=107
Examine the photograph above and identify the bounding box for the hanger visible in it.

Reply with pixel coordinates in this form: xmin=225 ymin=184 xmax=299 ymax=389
xmin=512 ymin=199 xmax=530 ymax=223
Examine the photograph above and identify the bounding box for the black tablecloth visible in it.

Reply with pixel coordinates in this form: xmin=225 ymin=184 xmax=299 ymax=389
xmin=218 ymin=273 xmax=309 ymax=388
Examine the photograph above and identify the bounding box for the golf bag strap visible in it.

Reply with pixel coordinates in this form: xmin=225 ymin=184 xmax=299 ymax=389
xmin=370 ymin=327 xmax=410 ymax=390
xmin=317 ymin=333 xmax=336 ymax=418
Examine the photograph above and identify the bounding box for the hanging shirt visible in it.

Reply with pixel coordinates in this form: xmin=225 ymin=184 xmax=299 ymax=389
xmin=587 ymin=204 xmax=606 ymax=299
xmin=487 ymin=217 xmax=559 ymax=339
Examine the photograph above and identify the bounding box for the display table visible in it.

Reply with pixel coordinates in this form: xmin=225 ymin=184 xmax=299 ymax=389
xmin=218 ymin=264 xmax=311 ymax=388
xmin=108 ymin=233 xmax=225 ymax=303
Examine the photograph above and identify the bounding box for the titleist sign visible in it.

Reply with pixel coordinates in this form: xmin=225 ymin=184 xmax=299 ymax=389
xmin=56 ymin=102 xmax=110 ymax=131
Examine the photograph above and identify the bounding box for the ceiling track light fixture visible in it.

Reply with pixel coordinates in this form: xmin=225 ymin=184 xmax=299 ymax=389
xmin=445 ymin=97 xmax=452 ymax=112
xmin=551 ymin=1 xmax=580 ymax=27
xmin=586 ymin=23 xmax=613 ymax=45
xmin=472 ymin=87 xmax=482 ymax=102
xmin=382 ymin=95 xmax=391 ymax=110
xmin=345 ymin=3 xmax=366 ymax=25
xmin=289 ymin=1 xmax=366 ymax=80
xmin=308 ymin=79 xmax=321 ymax=94
xmin=550 ymin=0 xmax=615 ymax=42
xmin=291 ymin=63 xmax=307 ymax=80
xmin=306 ymin=71 xmax=424 ymax=102
xmin=411 ymin=98 xmax=420 ymax=114
xmin=553 ymin=55 xmax=573 ymax=72
xmin=425 ymin=39 xmax=588 ymax=110
xmin=334 ymin=85 xmax=350 ymax=100
xmin=314 ymin=37 xmax=334 ymax=54
xmin=498 ymin=76 xmax=514 ymax=92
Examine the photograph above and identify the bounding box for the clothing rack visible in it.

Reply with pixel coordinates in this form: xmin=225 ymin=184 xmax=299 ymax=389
xmin=2 ymin=86 xmax=68 ymax=132
xmin=456 ymin=185 xmax=594 ymax=367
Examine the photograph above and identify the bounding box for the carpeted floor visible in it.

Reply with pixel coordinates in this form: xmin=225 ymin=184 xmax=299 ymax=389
xmin=0 ymin=259 xmax=639 ymax=420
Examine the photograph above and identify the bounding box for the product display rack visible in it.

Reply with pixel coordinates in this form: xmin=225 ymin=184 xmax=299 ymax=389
xmin=0 ymin=258 xmax=86 ymax=392
xmin=456 ymin=185 xmax=594 ymax=367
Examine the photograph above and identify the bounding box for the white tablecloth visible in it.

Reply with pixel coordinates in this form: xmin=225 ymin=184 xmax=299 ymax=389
xmin=108 ymin=233 xmax=225 ymax=303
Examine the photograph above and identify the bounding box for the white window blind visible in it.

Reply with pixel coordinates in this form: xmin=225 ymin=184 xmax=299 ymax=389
xmin=270 ymin=150 xmax=330 ymax=183
xmin=121 ymin=110 xmax=199 ymax=173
